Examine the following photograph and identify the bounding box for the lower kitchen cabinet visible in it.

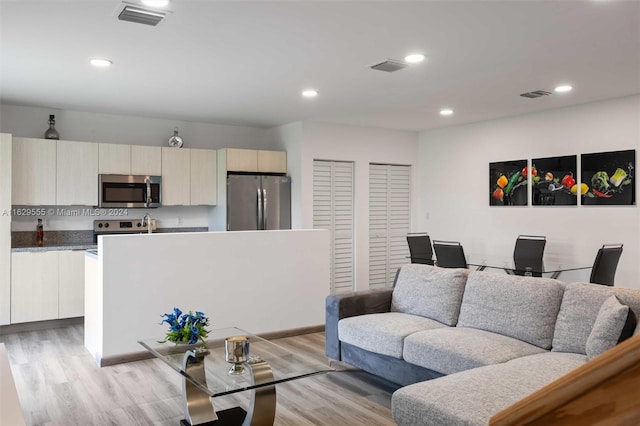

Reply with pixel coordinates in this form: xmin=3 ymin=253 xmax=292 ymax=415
xmin=11 ymin=251 xmax=59 ymax=323
xmin=11 ymin=250 xmax=85 ymax=323
xmin=58 ymin=251 xmax=85 ymax=318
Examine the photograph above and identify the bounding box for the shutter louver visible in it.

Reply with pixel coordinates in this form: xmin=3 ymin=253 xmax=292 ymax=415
xmin=313 ymin=160 xmax=354 ymax=294
xmin=369 ymin=164 xmax=411 ymax=288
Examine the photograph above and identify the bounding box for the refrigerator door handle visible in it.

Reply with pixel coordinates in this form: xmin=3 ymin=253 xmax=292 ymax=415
xmin=257 ymin=188 xmax=263 ymax=230
xmin=262 ymin=188 xmax=267 ymax=230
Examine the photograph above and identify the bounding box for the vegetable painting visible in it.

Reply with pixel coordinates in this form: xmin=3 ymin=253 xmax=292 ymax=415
xmin=490 ymin=160 xmax=528 ymax=206
xmin=581 ymin=149 xmax=635 ymax=206
xmin=531 ymin=155 xmax=578 ymax=206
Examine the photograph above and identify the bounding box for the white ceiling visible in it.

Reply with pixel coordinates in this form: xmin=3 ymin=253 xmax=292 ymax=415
xmin=1 ymin=0 xmax=639 ymax=132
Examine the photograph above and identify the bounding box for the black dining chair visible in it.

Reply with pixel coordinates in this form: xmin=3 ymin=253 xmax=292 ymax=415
xmin=433 ymin=240 xmax=468 ymax=269
xmin=406 ymin=233 xmax=434 ymax=265
xmin=590 ymin=244 xmax=623 ymax=286
xmin=513 ymin=235 xmax=546 ymax=277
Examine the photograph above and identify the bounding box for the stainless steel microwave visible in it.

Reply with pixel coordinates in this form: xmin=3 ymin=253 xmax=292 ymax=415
xmin=98 ymin=174 xmax=161 ymax=208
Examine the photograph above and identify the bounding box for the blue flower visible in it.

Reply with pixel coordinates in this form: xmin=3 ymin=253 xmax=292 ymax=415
xmin=160 ymin=308 xmax=210 ymax=346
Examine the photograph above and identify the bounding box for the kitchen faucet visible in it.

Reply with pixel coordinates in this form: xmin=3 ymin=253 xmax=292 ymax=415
xmin=142 ymin=213 xmax=153 ymax=234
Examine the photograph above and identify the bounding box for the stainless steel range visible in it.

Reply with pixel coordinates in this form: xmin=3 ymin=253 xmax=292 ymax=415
xmin=93 ymin=219 xmax=157 ymax=239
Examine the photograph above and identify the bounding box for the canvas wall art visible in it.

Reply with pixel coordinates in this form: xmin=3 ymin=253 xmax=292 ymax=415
xmin=490 ymin=159 xmax=527 ymax=206
xmin=581 ymin=150 xmax=635 ymax=206
xmin=531 ymin=155 xmax=578 ymax=206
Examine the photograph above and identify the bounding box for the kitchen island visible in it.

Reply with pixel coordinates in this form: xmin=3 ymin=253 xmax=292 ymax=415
xmin=84 ymin=229 xmax=329 ymax=366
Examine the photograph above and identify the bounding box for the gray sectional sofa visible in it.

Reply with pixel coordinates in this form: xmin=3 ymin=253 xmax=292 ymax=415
xmin=325 ymin=264 xmax=640 ymax=425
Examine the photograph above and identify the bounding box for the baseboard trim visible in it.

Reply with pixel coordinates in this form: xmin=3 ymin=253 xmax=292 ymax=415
xmin=99 ymin=324 xmax=325 ymax=367
xmin=256 ymin=324 xmax=325 ymax=340
xmin=0 ymin=317 xmax=83 ymax=335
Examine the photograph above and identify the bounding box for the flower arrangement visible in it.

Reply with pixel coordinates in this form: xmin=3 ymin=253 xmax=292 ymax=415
xmin=160 ymin=308 xmax=210 ymax=346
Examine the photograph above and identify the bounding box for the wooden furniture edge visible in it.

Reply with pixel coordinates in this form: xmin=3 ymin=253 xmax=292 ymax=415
xmin=490 ymin=334 xmax=640 ymax=425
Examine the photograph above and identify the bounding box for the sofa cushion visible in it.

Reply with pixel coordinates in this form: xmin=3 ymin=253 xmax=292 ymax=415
xmin=586 ymin=295 xmax=630 ymax=361
xmin=338 ymin=312 xmax=447 ymax=359
xmin=402 ymin=327 xmax=546 ymax=375
xmin=457 ymin=272 xmax=564 ymax=349
xmin=392 ymin=352 xmax=586 ymax=426
xmin=552 ymin=282 xmax=640 ymax=354
xmin=391 ymin=264 xmax=470 ymax=326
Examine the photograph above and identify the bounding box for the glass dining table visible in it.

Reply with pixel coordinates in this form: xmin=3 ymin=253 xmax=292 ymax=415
xmin=464 ymin=254 xmax=592 ymax=279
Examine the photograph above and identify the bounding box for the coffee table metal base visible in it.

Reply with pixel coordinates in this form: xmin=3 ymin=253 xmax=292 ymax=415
xmin=180 ymin=407 xmax=247 ymax=426
xmin=181 ymin=350 xmax=276 ymax=426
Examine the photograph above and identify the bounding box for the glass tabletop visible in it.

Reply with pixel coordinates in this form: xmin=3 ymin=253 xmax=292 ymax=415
xmin=139 ymin=327 xmax=332 ymax=397
xmin=465 ymin=253 xmax=592 ymax=276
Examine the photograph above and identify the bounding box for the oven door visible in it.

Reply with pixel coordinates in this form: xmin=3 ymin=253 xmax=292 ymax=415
xmin=99 ymin=175 xmax=161 ymax=208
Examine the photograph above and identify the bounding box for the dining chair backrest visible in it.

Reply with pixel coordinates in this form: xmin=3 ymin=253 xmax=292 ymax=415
xmin=433 ymin=240 xmax=468 ymax=269
xmin=406 ymin=233 xmax=434 ymax=265
xmin=590 ymin=244 xmax=623 ymax=286
xmin=513 ymin=235 xmax=546 ymax=277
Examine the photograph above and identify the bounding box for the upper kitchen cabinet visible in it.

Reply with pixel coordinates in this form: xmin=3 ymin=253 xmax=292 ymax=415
xmin=226 ymin=148 xmax=258 ymax=172
xmin=99 ymin=143 xmax=131 ymax=175
xmin=190 ymin=148 xmax=217 ymax=205
xmin=258 ymin=150 xmax=287 ymax=173
xmin=131 ymin=145 xmax=162 ymax=176
xmin=11 ymin=137 xmax=57 ymax=205
xmin=57 ymin=140 xmax=99 ymax=206
xmin=224 ymin=148 xmax=287 ymax=173
xmin=162 ymin=147 xmax=191 ymax=205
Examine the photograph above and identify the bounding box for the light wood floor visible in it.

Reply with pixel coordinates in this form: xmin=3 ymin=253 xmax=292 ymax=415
xmin=0 ymin=325 xmax=399 ymax=426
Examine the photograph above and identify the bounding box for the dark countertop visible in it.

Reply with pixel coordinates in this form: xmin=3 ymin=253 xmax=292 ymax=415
xmin=12 ymin=244 xmax=98 ymax=253
xmin=11 ymin=227 xmax=208 ymax=252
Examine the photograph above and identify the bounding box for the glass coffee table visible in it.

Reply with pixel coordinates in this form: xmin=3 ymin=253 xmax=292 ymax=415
xmin=139 ymin=327 xmax=332 ymax=426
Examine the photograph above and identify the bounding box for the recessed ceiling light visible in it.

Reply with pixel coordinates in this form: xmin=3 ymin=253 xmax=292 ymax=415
xmin=302 ymin=89 xmax=318 ymax=98
xmin=90 ymin=58 xmax=112 ymax=67
xmin=404 ymin=54 xmax=425 ymax=64
xmin=141 ymin=0 xmax=169 ymax=7
xmin=440 ymin=108 xmax=453 ymax=116
xmin=555 ymin=85 xmax=573 ymax=93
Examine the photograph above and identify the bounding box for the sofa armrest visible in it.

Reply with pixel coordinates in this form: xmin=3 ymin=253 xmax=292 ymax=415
xmin=325 ymin=288 xmax=394 ymax=360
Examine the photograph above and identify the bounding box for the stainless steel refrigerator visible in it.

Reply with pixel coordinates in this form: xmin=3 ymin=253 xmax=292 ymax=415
xmin=227 ymin=174 xmax=291 ymax=230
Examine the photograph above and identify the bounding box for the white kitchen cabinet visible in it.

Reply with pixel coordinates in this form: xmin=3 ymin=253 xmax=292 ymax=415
xmin=162 ymin=147 xmax=191 ymax=205
xmin=131 ymin=145 xmax=162 ymax=176
xmin=56 ymin=140 xmax=99 ymax=206
xmin=99 ymin=143 xmax=131 ymax=175
xmin=11 ymin=137 xmax=56 ymax=205
xmin=0 ymin=134 xmax=11 ymax=325
xmin=258 ymin=150 xmax=287 ymax=173
xmin=224 ymin=148 xmax=287 ymax=173
xmin=190 ymin=148 xmax=217 ymax=205
xmin=11 ymin=251 xmax=59 ymax=323
xmin=58 ymin=250 xmax=85 ymax=318
xmin=226 ymin=148 xmax=258 ymax=172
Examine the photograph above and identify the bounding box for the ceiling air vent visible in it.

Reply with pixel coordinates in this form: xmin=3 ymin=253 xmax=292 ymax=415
xmin=520 ymin=90 xmax=552 ymax=99
xmin=370 ymin=59 xmax=408 ymax=73
xmin=116 ymin=3 xmax=167 ymax=26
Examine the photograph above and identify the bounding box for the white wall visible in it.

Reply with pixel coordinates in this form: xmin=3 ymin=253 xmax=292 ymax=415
xmin=298 ymin=121 xmax=420 ymax=291
xmin=1 ymin=104 xmax=269 ymax=231
xmin=266 ymin=122 xmax=303 ymax=229
xmin=418 ymin=95 xmax=640 ymax=289
xmin=0 ymin=104 xmax=267 ymax=149
xmin=85 ymin=229 xmax=329 ymax=361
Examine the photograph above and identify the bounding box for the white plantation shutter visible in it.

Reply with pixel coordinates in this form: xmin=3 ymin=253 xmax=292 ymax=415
xmin=369 ymin=164 xmax=411 ymax=288
xmin=313 ymin=160 xmax=354 ymax=294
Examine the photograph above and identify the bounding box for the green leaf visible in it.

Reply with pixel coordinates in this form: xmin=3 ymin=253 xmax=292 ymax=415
xmin=622 ymin=179 xmax=631 ymax=185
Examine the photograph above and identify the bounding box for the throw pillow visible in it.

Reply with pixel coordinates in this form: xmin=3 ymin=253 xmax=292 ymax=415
xmin=391 ymin=264 xmax=470 ymax=326
xmin=585 ymin=295 xmax=630 ymax=361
